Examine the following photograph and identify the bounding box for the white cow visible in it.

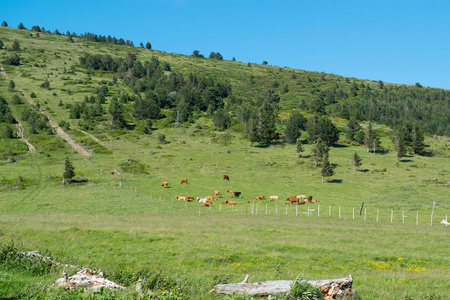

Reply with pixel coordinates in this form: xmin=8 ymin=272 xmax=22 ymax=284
xmin=197 ymin=197 xmax=208 ymax=203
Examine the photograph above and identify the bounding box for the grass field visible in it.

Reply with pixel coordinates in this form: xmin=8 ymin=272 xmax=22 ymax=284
xmin=0 ymin=26 xmax=449 ymax=299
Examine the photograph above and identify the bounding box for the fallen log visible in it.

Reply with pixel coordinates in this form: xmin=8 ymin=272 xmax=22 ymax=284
xmin=214 ymin=274 xmax=358 ymax=300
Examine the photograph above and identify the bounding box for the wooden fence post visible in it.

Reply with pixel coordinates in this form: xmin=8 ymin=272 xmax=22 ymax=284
xmin=329 ymin=205 xmax=331 ymax=217
xmin=364 ymin=208 xmax=367 ymax=221
xmin=359 ymin=201 xmax=364 ymax=216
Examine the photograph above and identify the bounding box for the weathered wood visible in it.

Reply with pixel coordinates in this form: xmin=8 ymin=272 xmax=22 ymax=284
xmin=214 ymin=274 xmax=357 ymax=300
xmin=55 ymin=268 xmax=125 ymax=291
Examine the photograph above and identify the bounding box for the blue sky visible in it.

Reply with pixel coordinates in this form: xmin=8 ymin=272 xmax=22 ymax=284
xmin=2 ymin=0 xmax=450 ymax=89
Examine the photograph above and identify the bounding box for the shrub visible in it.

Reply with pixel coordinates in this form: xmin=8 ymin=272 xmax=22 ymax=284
xmin=284 ymin=275 xmax=324 ymax=300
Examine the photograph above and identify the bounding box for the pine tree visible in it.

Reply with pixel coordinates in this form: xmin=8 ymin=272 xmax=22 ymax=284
xmin=352 ymin=151 xmax=362 ymax=172
xmin=296 ymin=138 xmax=304 ymax=158
xmin=364 ymin=123 xmax=374 ymax=152
xmin=62 ymin=157 xmax=75 ymax=183
xmin=321 ymin=153 xmax=335 ymax=183
xmin=8 ymin=80 xmax=15 ymax=92
xmin=12 ymin=40 xmax=20 ymax=51
xmin=410 ymin=122 xmax=425 ymax=154
xmin=108 ymin=98 xmax=126 ymax=128
xmin=392 ymin=130 xmax=406 ymax=163
xmin=311 ymin=139 xmax=329 ymax=167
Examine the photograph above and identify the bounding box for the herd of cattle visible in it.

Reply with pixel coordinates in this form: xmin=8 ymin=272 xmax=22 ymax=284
xmin=162 ymin=175 xmax=320 ymax=208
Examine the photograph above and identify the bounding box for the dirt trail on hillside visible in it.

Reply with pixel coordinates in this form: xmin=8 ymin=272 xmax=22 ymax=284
xmin=16 ymin=121 xmax=36 ymax=153
xmin=0 ymin=66 xmax=91 ymax=157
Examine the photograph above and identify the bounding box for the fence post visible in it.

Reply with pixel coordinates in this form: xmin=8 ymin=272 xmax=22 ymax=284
xmin=364 ymin=208 xmax=367 ymax=221
xmin=329 ymin=205 xmax=331 ymax=217
xmin=339 ymin=206 xmax=341 ymax=219
xmin=256 ymin=203 xmax=258 ymax=214
xmin=296 ymin=205 xmax=298 ymax=216
xmin=119 ymin=181 xmax=121 ymax=187
xmin=402 ymin=211 xmax=405 ymax=224
xmin=391 ymin=210 xmax=393 ymax=223
xmin=359 ymin=201 xmax=364 ymax=216
xmin=266 ymin=204 xmax=268 ymax=214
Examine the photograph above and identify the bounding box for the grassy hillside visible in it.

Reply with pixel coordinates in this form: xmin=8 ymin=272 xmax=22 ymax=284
xmin=0 ymin=25 xmax=449 ymax=299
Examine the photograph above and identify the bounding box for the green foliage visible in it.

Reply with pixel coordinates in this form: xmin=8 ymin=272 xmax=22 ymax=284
xmin=63 ymin=157 xmax=75 ymax=182
xmin=108 ymin=97 xmax=126 ymax=128
xmin=284 ymin=275 xmax=324 ymax=300
xmin=40 ymin=79 xmax=50 ymax=89
xmin=311 ymin=139 xmax=329 ymax=167
xmin=3 ymin=53 xmax=21 ymax=65
xmin=285 ymin=111 xmax=306 ymax=143
xmin=8 ymin=80 xmax=15 ymax=92
xmin=209 ymin=52 xmax=223 ymax=60
xmin=12 ymin=40 xmax=20 ymax=51
xmin=352 ymin=151 xmax=362 ymax=171
xmin=3 ymin=125 xmax=14 ymax=138
xmin=0 ymin=39 xmax=4 ymax=49
xmin=119 ymin=159 xmax=148 ymax=174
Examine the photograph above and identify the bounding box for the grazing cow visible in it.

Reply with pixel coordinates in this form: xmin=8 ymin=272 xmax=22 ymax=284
xmin=299 ymin=201 xmax=306 ymax=205
xmin=268 ymin=199 xmax=274 ymax=202
xmin=180 ymin=178 xmax=188 ymax=184
xmin=202 ymin=202 xmax=212 ymax=207
xmin=175 ymin=196 xmax=186 ymax=201
xmin=258 ymin=200 xmax=263 ymax=203
xmin=269 ymin=195 xmax=279 ymax=200
xmin=226 ymin=201 xmax=237 ymax=205
xmin=246 ymin=200 xmax=250 ymax=203
xmin=234 ymin=191 xmax=241 ymax=198
xmin=161 ymin=181 xmax=169 ymax=187
xmin=185 ymin=197 xmax=194 ymax=202
xmin=214 ymin=190 xmax=221 ymax=197
xmin=223 ymin=175 xmax=230 ymax=181
xmin=205 ymin=195 xmax=215 ymax=200
xmin=307 ymin=195 xmax=313 ymax=202
xmin=297 ymin=195 xmax=307 ymax=199
xmin=312 ymin=199 xmax=319 ymax=203
xmin=221 ymin=201 xmax=228 ymax=205
xmin=197 ymin=197 xmax=209 ymax=203
xmin=286 ymin=196 xmax=299 ymax=204
xmin=227 ymin=190 xmax=234 ymax=194
xmin=253 ymin=195 xmax=265 ymax=200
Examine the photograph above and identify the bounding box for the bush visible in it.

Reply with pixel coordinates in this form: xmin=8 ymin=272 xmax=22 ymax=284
xmin=4 ymin=54 xmax=20 ymax=65
xmin=284 ymin=275 xmax=324 ymax=300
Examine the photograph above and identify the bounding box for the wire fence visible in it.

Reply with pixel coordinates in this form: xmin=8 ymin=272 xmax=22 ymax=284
xmin=98 ymin=169 xmax=449 ymax=228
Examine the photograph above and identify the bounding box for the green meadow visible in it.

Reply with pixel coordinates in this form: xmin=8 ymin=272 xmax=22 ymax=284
xmin=0 ymin=26 xmax=449 ymax=299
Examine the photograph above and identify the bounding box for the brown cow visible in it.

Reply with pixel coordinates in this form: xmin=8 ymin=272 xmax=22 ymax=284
xmin=202 ymin=202 xmax=212 ymax=207
xmin=223 ymin=175 xmax=230 ymax=181
xmin=221 ymin=201 xmax=227 ymax=205
xmin=161 ymin=181 xmax=169 ymax=187
xmin=312 ymin=199 xmax=319 ymax=203
xmin=307 ymin=195 xmax=313 ymax=202
xmin=175 ymin=196 xmax=186 ymax=201
xmin=286 ymin=196 xmax=299 ymax=204
xmin=227 ymin=190 xmax=234 ymax=194
xmin=185 ymin=197 xmax=194 ymax=202
xmin=205 ymin=195 xmax=215 ymax=200
xmin=254 ymin=195 xmax=265 ymax=200
xmin=268 ymin=199 xmax=274 ymax=202
xmin=258 ymin=200 xmax=263 ymax=203
xmin=214 ymin=190 xmax=221 ymax=197
xmin=246 ymin=200 xmax=250 ymax=203
xmin=180 ymin=178 xmax=188 ymax=184
xmin=226 ymin=201 xmax=237 ymax=205
xmin=299 ymin=201 xmax=306 ymax=205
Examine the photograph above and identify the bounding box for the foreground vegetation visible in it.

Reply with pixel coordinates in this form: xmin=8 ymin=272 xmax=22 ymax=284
xmin=0 ymin=24 xmax=449 ymax=299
